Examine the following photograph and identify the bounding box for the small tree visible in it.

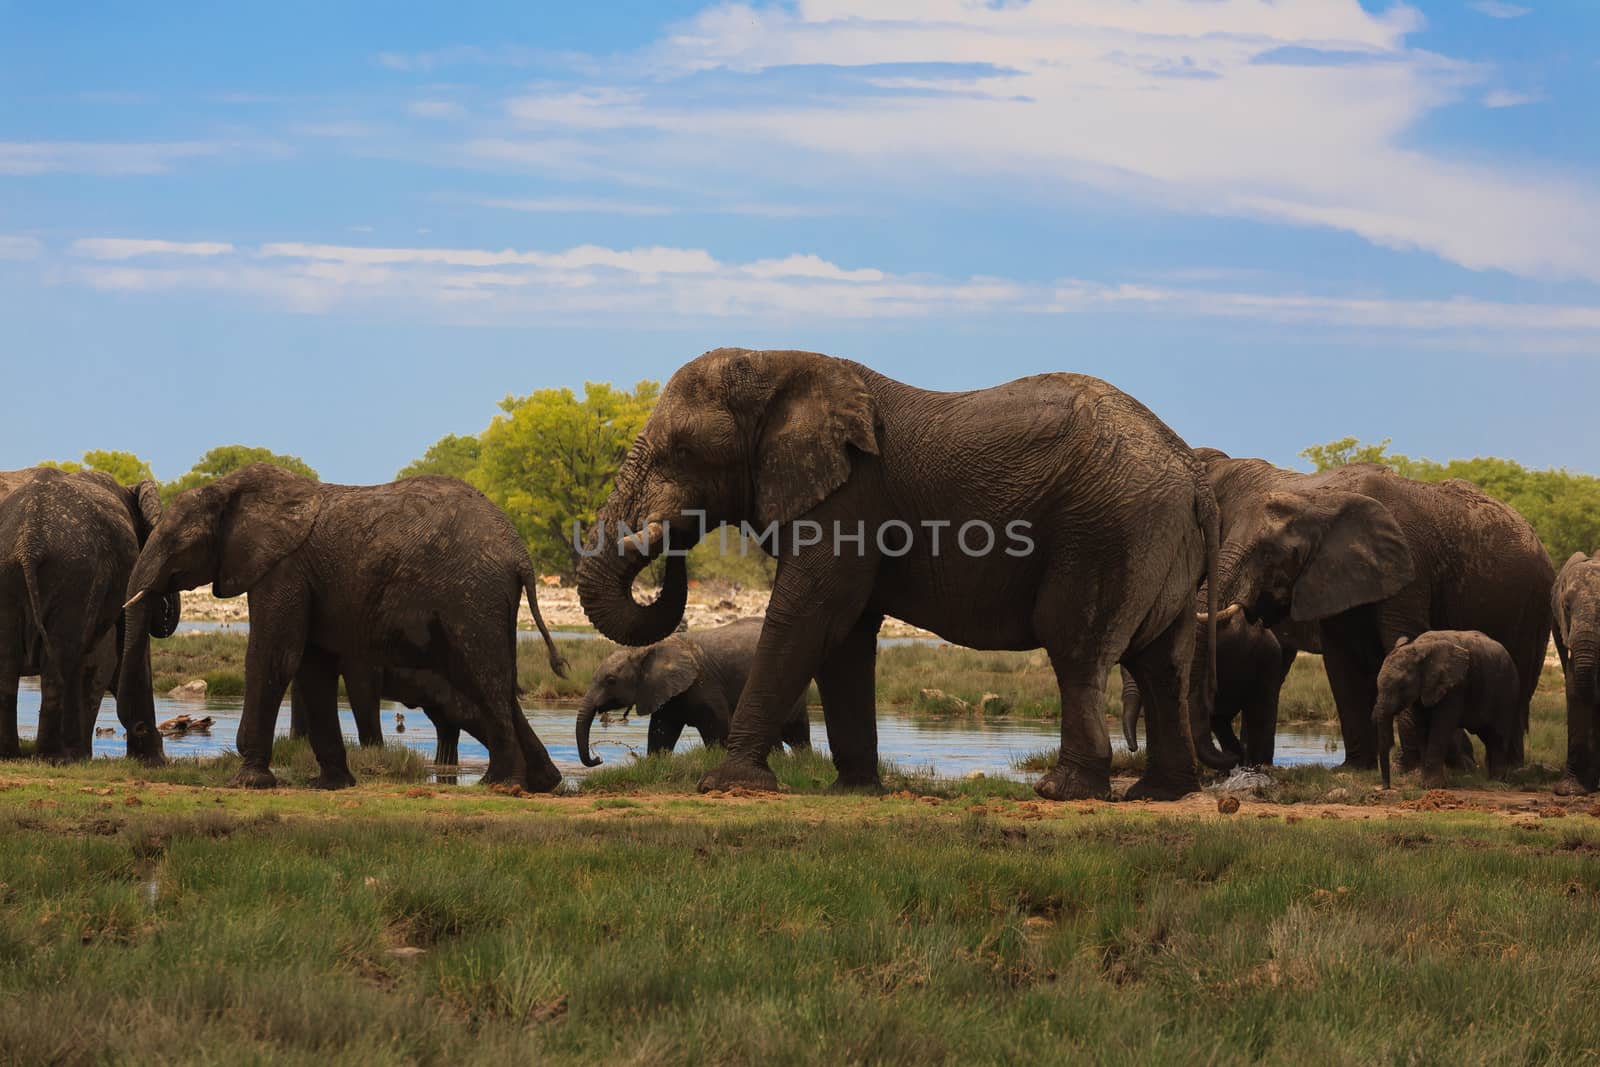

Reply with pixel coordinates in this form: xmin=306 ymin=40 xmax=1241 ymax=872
xmin=397 ymin=434 xmax=482 ymax=481
xmin=164 ymin=446 xmax=318 ymax=503
xmin=41 ymin=449 xmax=155 ymax=485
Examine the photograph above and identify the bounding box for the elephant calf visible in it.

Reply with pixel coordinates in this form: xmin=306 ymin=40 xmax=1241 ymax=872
xmin=577 ymin=618 xmax=810 ymax=767
xmin=1553 ymin=552 xmax=1600 ymax=795
xmin=1373 ymin=631 xmax=1519 ymax=789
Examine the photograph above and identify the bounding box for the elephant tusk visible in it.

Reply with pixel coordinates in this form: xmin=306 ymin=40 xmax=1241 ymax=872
xmin=123 ymin=590 xmax=147 ymax=611
xmin=1195 ymin=603 xmax=1242 ymax=624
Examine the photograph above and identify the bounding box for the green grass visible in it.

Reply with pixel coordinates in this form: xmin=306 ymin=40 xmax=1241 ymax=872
xmin=3 ymin=775 xmax=1600 ymax=1063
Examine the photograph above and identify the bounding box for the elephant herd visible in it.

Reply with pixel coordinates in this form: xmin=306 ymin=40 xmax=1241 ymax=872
xmin=1 ymin=346 xmax=1597 ymax=803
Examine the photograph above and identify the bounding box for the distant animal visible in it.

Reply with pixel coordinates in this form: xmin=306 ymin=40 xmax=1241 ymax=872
xmin=0 ymin=468 xmax=179 ymax=762
xmin=121 ymin=464 xmax=567 ymax=792
xmin=576 ymin=348 xmax=1218 ymax=801
xmin=1553 ymin=552 xmax=1600 ymax=794
xmin=540 ymin=574 xmax=562 ymax=587
xmin=394 ymin=711 xmax=405 ymax=733
xmin=577 ymin=618 xmax=810 ymax=767
xmin=1373 ymin=631 xmax=1520 ymax=789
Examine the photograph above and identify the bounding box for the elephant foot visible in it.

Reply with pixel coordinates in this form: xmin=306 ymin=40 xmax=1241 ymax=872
xmin=133 ymin=750 xmax=167 ymax=768
xmin=1123 ymin=772 xmax=1201 ymax=802
xmin=1033 ymin=764 xmax=1111 ymax=802
xmin=827 ymin=774 xmax=884 ymax=795
xmin=1420 ymin=772 xmax=1449 ymax=791
xmin=524 ymin=765 xmax=563 ymax=795
xmin=229 ymin=766 xmax=278 ymax=790
xmin=310 ymin=769 xmax=357 ymax=791
xmin=0 ymin=743 xmax=19 ymax=760
xmin=1335 ymin=756 xmax=1377 ymax=772
xmin=1554 ymin=775 xmax=1594 ymax=797
xmin=698 ymin=757 xmax=780 ymax=794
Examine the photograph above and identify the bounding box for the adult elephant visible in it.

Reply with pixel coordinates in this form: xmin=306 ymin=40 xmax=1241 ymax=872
xmin=1121 ymin=605 xmax=1300 ymax=767
xmin=120 ymin=465 xmax=568 ymax=791
xmin=1200 ymin=453 xmax=1553 ymax=770
xmin=0 ymin=469 xmax=179 ymax=761
xmin=1552 ymin=552 xmax=1600 ymax=794
xmin=576 ymin=617 xmax=811 ymax=766
xmin=577 ymin=348 xmax=1219 ymax=801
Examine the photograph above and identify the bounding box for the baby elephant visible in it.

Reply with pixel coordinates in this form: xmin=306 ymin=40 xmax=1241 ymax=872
xmin=1374 ymin=631 xmax=1520 ymax=789
xmin=577 ymin=618 xmax=810 ymax=766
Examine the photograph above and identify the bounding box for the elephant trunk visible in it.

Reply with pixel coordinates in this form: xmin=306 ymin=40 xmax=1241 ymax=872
xmin=1374 ymin=702 xmax=1397 ymax=789
xmin=1572 ymin=634 xmax=1600 ymax=707
xmin=115 ymin=596 xmax=164 ymax=764
xmin=1119 ymin=669 xmax=1141 ymax=752
xmin=1184 ymin=616 xmax=1239 ymax=772
xmin=576 ymin=521 xmax=688 ymax=648
xmin=576 ymin=698 xmax=603 ymax=767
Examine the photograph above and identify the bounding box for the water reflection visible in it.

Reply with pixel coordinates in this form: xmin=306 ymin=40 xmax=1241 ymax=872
xmin=10 ymin=680 xmax=1341 ymax=784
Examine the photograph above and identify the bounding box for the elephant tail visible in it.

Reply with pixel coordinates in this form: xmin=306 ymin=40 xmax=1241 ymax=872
xmin=520 ymin=563 xmax=569 ymax=679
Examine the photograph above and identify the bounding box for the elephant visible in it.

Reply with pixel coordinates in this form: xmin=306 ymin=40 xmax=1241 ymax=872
xmin=576 ymin=617 xmax=811 ymax=767
xmin=1373 ymin=631 xmax=1520 ymax=789
xmin=289 ymin=661 xmax=464 ymax=766
xmin=1552 ymin=551 xmax=1600 ymax=794
xmin=120 ymin=464 xmax=568 ymax=791
xmin=1121 ymin=604 xmax=1297 ymax=767
xmin=0 ymin=468 xmax=179 ymax=761
xmin=1197 ymin=452 xmax=1553 ymax=771
xmin=576 ymin=348 xmax=1220 ymax=801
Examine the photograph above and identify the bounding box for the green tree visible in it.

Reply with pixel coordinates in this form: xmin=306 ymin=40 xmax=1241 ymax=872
xmin=1300 ymin=438 xmax=1600 ymax=563
xmin=397 ymin=433 xmax=481 ymax=481
xmin=473 ymin=381 xmax=659 ymax=578
xmin=40 ymin=450 xmax=155 ymax=485
xmin=164 ymin=446 xmax=318 ymax=504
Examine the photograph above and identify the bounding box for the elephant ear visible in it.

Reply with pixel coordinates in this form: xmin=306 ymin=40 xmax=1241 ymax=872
xmin=214 ymin=466 xmax=322 ymax=597
xmin=635 ymin=638 xmax=702 ymax=716
xmin=1287 ymin=490 xmax=1416 ymax=622
xmin=751 ymin=354 xmax=879 ymax=527
xmin=1420 ymin=640 xmax=1471 ymax=707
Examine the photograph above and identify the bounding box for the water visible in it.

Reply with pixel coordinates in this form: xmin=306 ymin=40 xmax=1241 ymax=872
xmin=10 ymin=680 xmax=1342 ymax=784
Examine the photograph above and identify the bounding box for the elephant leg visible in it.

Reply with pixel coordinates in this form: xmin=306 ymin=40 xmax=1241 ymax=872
xmin=35 ymin=667 xmax=64 ymax=758
xmin=288 ymin=681 xmax=308 ymax=739
xmin=780 ymin=697 xmax=811 ymax=752
xmin=231 ymin=603 xmax=308 ymax=789
xmin=1422 ymin=696 xmax=1463 ymax=790
xmin=346 ymin=668 xmax=383 ymax=748
xmin=504 ymin=695 xmax=560 ymax=793
xmin=428 ymin=710 xmax=460 ymax=767
xmin=296 ymin=647 xmax=354 ymax=790
xmin=1395 ymin=708 xmax=1424 ymax=773
xmin=1241 ymin=677 xmax=1280 ymax=768
xmin=1320 ymin=617 xmax=1383 ymax=770
xmin=1556 ymin=675 xmax=1598 ymax=795
xmin=699 ymin=552 xmax=874 ymax=794
xmin=0 ymin=678 xmax=17 ymax=759
xmin=648 ymin=713 xmax=687 ymax=755
xmin=816 ymin=614 xmax=883 ymax=791
xmin=1122 ymin=612 xmax=1202 ymax=802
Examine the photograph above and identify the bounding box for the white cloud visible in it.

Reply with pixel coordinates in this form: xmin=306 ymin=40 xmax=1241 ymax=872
xmin=0 ymin=141 xmax=224 ymax=175
xmin=478 ymin=196 xmax=675 ymax=216
xmin=466 ymin=0 xmax=1600 ymax=284
xmin=1482 ymin=89 xmax=1542 ymax=108
xmin=43 ymin=234 xmax=1600 ymax=344
xmin=0 ymin=236 xmax=41 ymax=261
xmin=70 ymin=238 xmax=236 ymax=259
xmin=409 ymin=100 xmax=466 ymax=120
xmin=1471 ymin=2 xmax=1532 ymax=18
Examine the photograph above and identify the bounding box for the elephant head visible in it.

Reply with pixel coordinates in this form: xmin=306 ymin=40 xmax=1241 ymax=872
xmin=1213 ymin=487 xmax=1415 ymax=627
xmin=576 ymin=638 xmax=702 ymax=766
xmin=577 ymin=349 xmax=879 ymax=647
xmin=1555 ymin=552 xmax=1600 ymax=707
xmin=1373 ymin=635 xmax=1487 ymax=788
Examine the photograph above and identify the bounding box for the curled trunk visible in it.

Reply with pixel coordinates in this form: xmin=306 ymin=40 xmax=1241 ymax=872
xmin=576 ymin=700 xmax=603 ymax=767
xmin=576 ymin=529 xmax=688 ymax=648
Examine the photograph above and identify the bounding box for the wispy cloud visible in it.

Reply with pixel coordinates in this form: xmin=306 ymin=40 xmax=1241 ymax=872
xmin=473 ymin=195 xmax=836 ymax=218
xmin=409 ymin=100 xmax=466 ymax=120
xmin=0 ymin=141 xmax=225 ymax=175
xmin=375 ymin=45 xmax=551 ymax=73
xmin=71 ymin=238 xmax=235 ymax=259
xmin=1482 ymin=89 xmax=1542 ymax=108
xmin=39 ymin=234 xmax=1600 ymax=344
xmin=1471 ymin=2 xmax=1532 ymax=18
xmin=0 ymin=236 xmax=41 ymax=261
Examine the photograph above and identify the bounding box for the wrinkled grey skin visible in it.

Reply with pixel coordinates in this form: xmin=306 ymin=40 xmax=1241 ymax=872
xmin=1122 ymin=604 xmax=1296 ymax=767
xmin=289 ymin=661 xmax=464 ymax=766
xmin=0 ymin=468 xmax=179 ymax=761
xmin=577 ymin=617 xmax=810 ymax=766
xmin=1200 ymin=452 xmax=1553 ymax=771
xmin=577 ymin=348 xmax=1219 ymax=802
xmin=122 ymin=465 xmax=567 ymax=791
xmin=1373 ymin=631 xmax=1520 ymax=790
xmin=1552 ymin=552 xmax=1600 ymax=795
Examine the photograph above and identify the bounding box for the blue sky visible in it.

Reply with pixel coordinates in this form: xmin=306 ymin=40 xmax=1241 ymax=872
xmin=3 ymin=0 xmax=1598 ymax=483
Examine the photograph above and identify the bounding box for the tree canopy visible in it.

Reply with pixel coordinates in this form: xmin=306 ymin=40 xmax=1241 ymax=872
xmin=40 ymin=449 xmax=155 ymax=485
xmin=162 ymin=446 xmax=319 ymax=504
xmin=1300 ymin=437 xmax=1600 ymax=563
xmin=396 ymin=434 xmax=482 ymax=481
